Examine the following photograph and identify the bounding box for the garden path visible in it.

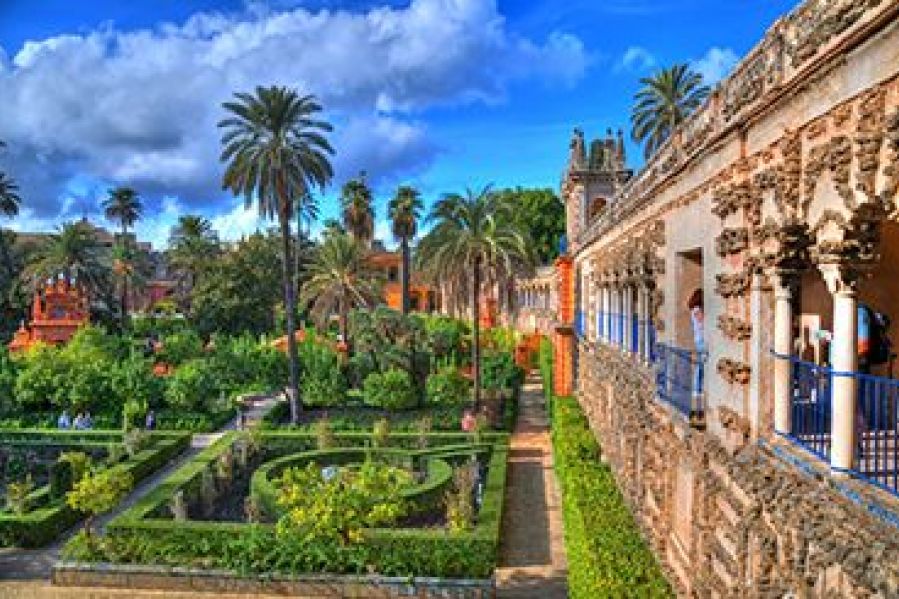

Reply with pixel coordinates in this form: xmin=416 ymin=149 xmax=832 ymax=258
xmin=0 ymin=395 xmax=279 ymax=582
xmin=496 ymin=378 xmax=568 ymax=598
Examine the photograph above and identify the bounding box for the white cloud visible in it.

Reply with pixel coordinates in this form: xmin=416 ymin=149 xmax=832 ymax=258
xmin=691 ymin=46 xmax=738 ymax=85
xmin=0 ymin=0 xmax=588 ymax=245
xmin=617 ymin=46 xmax=655 ymax=72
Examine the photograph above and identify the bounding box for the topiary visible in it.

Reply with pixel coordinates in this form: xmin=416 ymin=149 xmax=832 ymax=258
xmin=362 ymin=369 xmax=417 ymax=411
xmin=426 ymin=367 xmax=471 ymax=406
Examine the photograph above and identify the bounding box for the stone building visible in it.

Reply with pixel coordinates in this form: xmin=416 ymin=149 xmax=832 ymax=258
xmin=514 ymin=0 xmax=899 ymax=595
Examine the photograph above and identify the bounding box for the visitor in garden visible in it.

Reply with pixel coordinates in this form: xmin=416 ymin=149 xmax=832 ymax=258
xmin=73 ymin=412 xmax=85 ymax=429
xmin=461 ymin=408 xmax=476 ymax=433
xmin=145 ymin=410 xmax=156 ymax=430
xmin=57 ymin=410 xmax=71 ymax=429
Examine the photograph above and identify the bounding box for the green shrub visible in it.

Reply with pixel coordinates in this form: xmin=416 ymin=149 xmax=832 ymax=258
xmin=421 ymin=315 xmax=469 ymax=362
xmin=164 ymin=359 xmax=219 ymax=412
xmin=480 ymin=353 xmax=524 ymax=392
xmin=49 ymin=460 xmax=74 ymax=499
xmin=426 ymin=367 xmax=471 ymax=406
xmin=159 ymin=330 xmax=205 ymax=366
xmin=299 ymin=339 xmax=346 ymax=407
xmin=362 ymin=369 xmax=416 ymax=410
xmin=13 ymin=344 xmax=67 ymax=410
xmin=538 ymin=337 xmax=554 ymax=405
xmin=552 ymin=396 xmax=671 ymax=598
xmin=58 ymin=451 xmax=91 ymax=483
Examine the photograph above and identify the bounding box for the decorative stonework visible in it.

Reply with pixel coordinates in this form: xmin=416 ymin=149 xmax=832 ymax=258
xmin=716 ymin=358 xmax=751 ymax=385
xmin=717 ymin=315 xmax=752 ymax=341
xmin=715 ymin=272 xmax=751 ymax=299
xmin=714 ymin=228 xmax=749 ymax=257
xmin=718 ymin=406 xmax=752 ymax=439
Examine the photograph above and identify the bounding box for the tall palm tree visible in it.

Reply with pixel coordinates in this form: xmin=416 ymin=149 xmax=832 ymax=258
xmin=417 ymin=186 xmax=533 ymax=405
xmin=631 ymin=64 xmax=709 ymax=158
xmin=341 ymin=173 xmax=374 ymax=246
xmin=25 ymin=221 xmax=109 ymax=297
xmin=0 ymin=169 xmax=21 ymax=283
xmin=294 ymin=189 xmax=319 ymax=297
xmin=219 ymin=85 xmax=333 ymax=423
xmin=388 ymin=186 xmax=423 ymax=314
xmin=299 ymin=233 xmax=382 ymax=344
xmin=103 ymin=187 xmax=143 ymax=326
xmin=167 ymin=215 xmax=220 ymax=308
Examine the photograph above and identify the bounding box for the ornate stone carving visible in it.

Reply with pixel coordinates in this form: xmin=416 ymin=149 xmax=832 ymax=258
xmin=715 ymin=272 xmax=751 ymax=299
xmin=717 ymin=315 xmax=752 ymax=341
xmin=883 ymin=109 xmax=899 ymax=209
xmin=802 ymin=136 xmax=852 ymax=214
xmin=715 ymin=228 xmax=749 ymax=257
xmin=785 ymin=0 xmax=883 ymax=68
xmin=855 ymin=88 xmax=886 ymax=202
xmin=712 ymin=182 xmax=752 ymax=220
xmin=717 ymin=358 xmax=752 ymax=385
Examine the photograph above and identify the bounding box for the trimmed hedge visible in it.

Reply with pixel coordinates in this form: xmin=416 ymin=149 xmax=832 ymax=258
xmin=0 ymin=430 xmax=190 ymax=547
xmin=551 ymin=396 xmax=671 ymax=597
xmin=98 ymin=431 xmax=508 ymax=578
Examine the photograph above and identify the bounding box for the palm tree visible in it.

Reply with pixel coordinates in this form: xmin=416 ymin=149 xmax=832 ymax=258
xmin=631 ymin=64 xmax=709 ymax=158
xmin=294 ymin=189 xmax=319 ymax=296
xmin=341 ymin=173 xmax=374 ymax=246
xmin=103 ymin=187 xmax=143 ymax=326
xmin=388 ymin=186 xmax=423 ymax=314
xmin=219 ymin=85 xmax=333 ymax=423
xmin=417 ymin=186 xmax=533 ymax=405
xmin=167 ymin=215 xmax=220 ymax=307
xmin=299 ymin=233 xmax=382 ymax=344
xmin=25 ymin=221 xmax=109 ymax=297
xmin=0 ymin=140 xmax=21 ymax=282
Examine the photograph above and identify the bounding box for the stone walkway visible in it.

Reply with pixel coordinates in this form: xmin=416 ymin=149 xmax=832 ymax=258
xmin=496 ymin=378 xmax=568 ymax=598
xmin=0 ymin=396 xmax=278 ymax=582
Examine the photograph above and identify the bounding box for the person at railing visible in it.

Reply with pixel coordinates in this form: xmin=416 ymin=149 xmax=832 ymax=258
xmin=688 ymin=289 xmax=705 ymax=407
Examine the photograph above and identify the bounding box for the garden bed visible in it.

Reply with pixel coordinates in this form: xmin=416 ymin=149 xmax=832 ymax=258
xmin=69 ymin=430 xmax=509 ymax=580
xmin=0 ymin=429 xmax=191 ymax=547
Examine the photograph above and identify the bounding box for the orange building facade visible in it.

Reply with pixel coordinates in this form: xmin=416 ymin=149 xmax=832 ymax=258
xmin=9 ymin=279 xmax=89 ymax=352
xmin=367 ymin=250 xmax=439 ymax=313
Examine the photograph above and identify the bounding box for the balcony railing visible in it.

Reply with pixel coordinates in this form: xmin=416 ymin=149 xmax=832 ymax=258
xmin=655 ymin=343 xmax=705 ymax=422
xmin=784 ymin=356 xmax=899 ymax=496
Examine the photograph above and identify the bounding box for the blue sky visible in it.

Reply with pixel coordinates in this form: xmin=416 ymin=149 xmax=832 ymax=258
xmin=0 ymin=0 xmax=795 ymax=248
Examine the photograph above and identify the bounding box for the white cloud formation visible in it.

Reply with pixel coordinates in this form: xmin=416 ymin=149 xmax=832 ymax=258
xmin=0 ymin=0 xmax=588 ymax=246
xmin=691 ymin=46 xmax=738 ymax=85
xmin=616 ymin=46 xmax=655 ymax=72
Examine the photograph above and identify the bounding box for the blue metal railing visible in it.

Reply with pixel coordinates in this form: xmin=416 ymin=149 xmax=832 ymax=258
xmin=855 ymin=373 xmax=899 ymax=495
xmin=655 ymin=343 xmax=705 ymax=419
xmin=616 ymin=313 xmax=625 ymax=347
xmin=631 ymin=314 xmax=639 ymax=352
xmin=787 ymin=358 xmax=833 ymax=461
xmin=575 ymin=310 xmax=584 ymax=338
xmin=782 ymin=355 xmax=899 ymax=496
xmin=597 ymin=311 xmax=604 ymax=339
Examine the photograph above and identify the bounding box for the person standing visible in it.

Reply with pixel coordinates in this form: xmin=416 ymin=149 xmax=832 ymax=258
xmin=687 ymin=289 xmax=706 ymax=414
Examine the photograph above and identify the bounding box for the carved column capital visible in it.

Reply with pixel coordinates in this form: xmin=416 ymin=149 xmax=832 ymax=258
xmin=818 ymin=262 xmax=860 ymax=296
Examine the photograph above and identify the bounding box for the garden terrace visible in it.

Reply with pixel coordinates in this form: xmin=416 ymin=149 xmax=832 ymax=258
xmin=75 ymin=430 xmax=508 ymax=580
xmin=0 ymin=429 xmax=190 ymax=548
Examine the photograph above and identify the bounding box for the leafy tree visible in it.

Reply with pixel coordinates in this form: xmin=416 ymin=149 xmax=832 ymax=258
xmin=297 ymin=336 xmax=346 ymax=407
xmin=66 ymin=469 xmax=132 ymax=547
xmin=219 ymin=85 xmax=334 ymax=423
xmin=362 ymin=368 xmax=417 ymax=410
xmin=167 ymin=215 xmax=220 ymax=309
xmin=190 ymin=231 xmax=285 ymax=337
xmin=103 ymin=187 xmax=143 ymax=327
xmin=321 ymin=218 xmax=345 ymax=239
xmin=388 ymin=186 xmax=423 ymax=314
xmin=276 ymin=461 xmax=409 ymax=545
xmin=416 ymin=187 xmax=533 ymax=405
xmin=495 ymin=187 xmax=565 ymax=264
xmin=0 ymin=145 xmax=22 ymax=290
xmin=340 ymin=173 xmax=374 ymax=246
xmin=299 ymin=233 xmax=381 ymax=345
xmin=14 ymin=343 xmax=68 ymax=409
xmin=631 ymin=64 xmax=709 ymax=158
xmin=164 ymin=358 xmax=219 ymax=412
xmin=24 ymin=221 xmax=110 ymax=299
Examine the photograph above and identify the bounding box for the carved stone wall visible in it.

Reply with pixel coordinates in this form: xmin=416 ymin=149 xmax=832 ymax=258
xmin=577 ymin=343 xmax=899 ymax=598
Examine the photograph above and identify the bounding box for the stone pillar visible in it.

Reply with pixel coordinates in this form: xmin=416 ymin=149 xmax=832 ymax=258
xmin=772 ymin=275 xmax=795 ymax=436
xmin=610 ymin=283 xmax=621 ymax=346
xmin=821 ymin=264 xmax=859 ymax=474
xmin=637 ymin=283 xmax=650 ymax=361
xmin=586 ymin=275 xmax=596 ymax=342
xmin=623 ymin=284 xmax=634 ymax=353
xmin=601 ymin=283 xmax=611 ymax=343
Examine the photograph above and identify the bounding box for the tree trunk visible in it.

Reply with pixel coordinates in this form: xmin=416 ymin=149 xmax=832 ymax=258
xmin=278 ymin=213 xmax=301 ymax=423
xmin=472 ymin=258 xmax=481 ymax=407
xmin=120 ymin=224 xmax=129 ymax=330
xmin=400 ymin=236 xmax=411 ymax=314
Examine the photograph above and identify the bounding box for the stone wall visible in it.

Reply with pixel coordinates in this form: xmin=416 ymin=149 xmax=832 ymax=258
xmin=576 ymin=342 xmax=899 ymax=598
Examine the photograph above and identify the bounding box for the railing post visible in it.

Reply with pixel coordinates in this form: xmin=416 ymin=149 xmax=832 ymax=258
xmin=773 ymin=275 xmax=795 ymax=435
xmin=821 ymin=264 xmax=859 ymax=474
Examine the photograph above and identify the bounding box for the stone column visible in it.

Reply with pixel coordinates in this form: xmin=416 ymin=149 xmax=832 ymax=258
xmin=637 ymin=282 xmax=650 ymax=361
xmin=623 ymin=284 xmax=634 ymax=353
xmin=610 ymin=282 xmax=621 ymax=346
xmin=821 ymin=264 xmax=859 ymax=474
xmin=772 ymin=275 xmax=795 ymax=435
xmin=600 ymin=283 xmax=610 ymax=342
xmin=586 ymin=275 xmax=596 ymax=342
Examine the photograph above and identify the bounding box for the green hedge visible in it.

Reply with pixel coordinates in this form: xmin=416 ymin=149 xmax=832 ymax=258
xmin=98 ymin=431 xmax=508 ymax=578
xmin=538 ymin=336 xmax=553 ymax=412
xmin=0 ymin=430 xmax=190 ymax=547
xmin=551 ymin=397 xmax=671 ymax=598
